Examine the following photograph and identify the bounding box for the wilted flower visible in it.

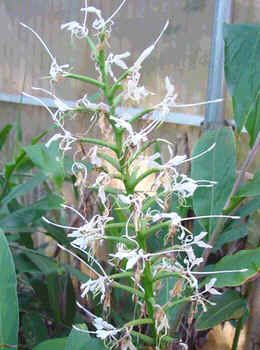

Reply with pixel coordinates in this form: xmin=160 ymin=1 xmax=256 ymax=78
xmin=93 ymin=172 xmax=111 ymax=207
xmin=119 ymin=333 xmax=137 ymax=350
xmin=155 ymin=306 xmax=170 ymax=335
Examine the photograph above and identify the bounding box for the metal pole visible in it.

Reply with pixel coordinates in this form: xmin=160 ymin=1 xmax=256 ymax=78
xmin=204 ymin=0 xmax=233 ymax=130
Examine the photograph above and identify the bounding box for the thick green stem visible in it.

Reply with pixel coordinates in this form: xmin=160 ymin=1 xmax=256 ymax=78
xmin=94 ymin=35 xmax=160 ymax=347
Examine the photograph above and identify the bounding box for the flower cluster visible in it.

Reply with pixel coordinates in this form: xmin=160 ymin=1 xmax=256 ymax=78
xmin=23 ymin=2 xmax=246 ymax=349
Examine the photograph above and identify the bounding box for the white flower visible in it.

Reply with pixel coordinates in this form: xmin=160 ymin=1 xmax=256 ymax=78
xmin=79 ymin=94 xmax=110 ymax=112
xmin=61 ymin=21 xmax=88 ymax=39
xmin=80 ymin=0 xmax=127 ymax=34
xmin=22 ymin=89 xmax=76 ymax=152
xmin=133 ymin=21 xmax=169 ymax=70
xmin=124 ymin=70 xmax=151 ymax=103
xmin=93 ymin=317 xmax=120 ymax=340
xmin=191 ymin=231 xmax=212 ymax=249
xmin=190 ymin=278 xmax=221 ymax=312
xmin=81 ymin=276 xmax=110 ymax=302
xmin=111 ymin=244 xmax=145 ymax=270
xmin=111 ymin=116 xmax=160 ymax=151
xmin=123 ymin=20 xmax=169 ymax=103
xmin=156 ymin=76 xmax=178 ymax=116
xmin=45 ymin=130 xmax=77 ymax=151
xmin=172 ymin=175 xmax=198 ymax=198
xmin=184 ymin=248 xmax=204 ymax=270
xmin=88 ymin=146 xmax=102 ymax=167
xmin=106 ymin=51 xmax=131 ymax=81
xmin=204 ymin=278 xmax=222 ymax=296
xmin=68 ymin=214 xmax=112 ymax=250
xmin=152 ymin=211 xmax=182 ymax=226
xmin=20 ymin=23 xmax=69 ymax=82
xmin=49 ymin=60 xmax=70 ymax=82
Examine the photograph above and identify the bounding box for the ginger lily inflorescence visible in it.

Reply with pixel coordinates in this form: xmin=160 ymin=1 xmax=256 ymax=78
xmin=22 ymin=1 xmax=246 ymax=349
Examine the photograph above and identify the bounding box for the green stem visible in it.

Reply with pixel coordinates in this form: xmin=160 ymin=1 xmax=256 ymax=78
xmin=79 ymin=137 xmax=118 ymax=153
xmin=126 ymin=140 xmax=158 ymax=167
xmin=64 ymin=73 xmax=104 ymax=89
xmin=85 ymin=36 xmax=97 ymax=56
xmin=112 ymin=281 xmax=144 ymax=299
xmin=95 ymin=36 xmax=159 ymax=346
xmin=109 ymin=271 xmax=133 ymax=280
xmin=142 ymin=221 xmax=170 ymax=237
xmin=231 ymin=317 xmax=243 ymax=350
xmin=153 ymin=271 xmax=181 ymax=282
xmin=105 ymin=222 xmax=134 ymax=230
xmin=124 ymin=318 xmax=154 ymax=328
xmin=129 ymin=108 xmax=154 ymax=124
xmin=130 ymin=168 xmax=160 ymax=190
xmin=103 ymin=236 xmax=136 ymax=248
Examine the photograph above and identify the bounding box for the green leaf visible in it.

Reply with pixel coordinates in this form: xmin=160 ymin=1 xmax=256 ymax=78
xmin=25 ymin=143 xmax=64 ymax=187
xmin=1 ymin=172 xmax=46 ymax=206
xmin=45 ymin=273 xmax=76 ymax=326
xmin=0 ymin=125 xmax=12 ymax=151
xmin=0 ymin=194 xmax=63 ymax=231
xmin=223 ymin=23 xmax=260 ymax=134
xmin=0 ymin=231 xmax=19 ymax=349
xmin=66 ymin=325 xmax=105 ymax=350
xmin=23 ymin=250 xmax=61 ymax=275
xmin=156 ymin=277 xmax=185 ymax=326
xmin=213 ymin=223 xmax=248 ymax=251
xmin=246 ymin=95 xmax=260 ymax=147
xmin=21 ymin=312 xmax=48 ymax=348
xmin=205 ymin=248 xmax=260 ymax=287
xmin=191 ymin=127 xmax=236 ymax=233
xmin=33 ymin=338 xmax=67 ymax=350
xmin=236 ymin=172 xmax=260 ymax=197
xmin=196 ymin=290 xmax=247 ymax=330
xmin=235 ymin=196 xmax=260 ymax=217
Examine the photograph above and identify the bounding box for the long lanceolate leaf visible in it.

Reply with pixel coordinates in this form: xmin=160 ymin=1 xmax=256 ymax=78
xmin=205 ymin=248 xmax=260 ymax=287
xmin=191 ymin=127 xmax=236 ymax=233
xmin=224 ymin=24 xmax=260 ymax=139
xmin=0 ymin=231 xmax=19 ymax=349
